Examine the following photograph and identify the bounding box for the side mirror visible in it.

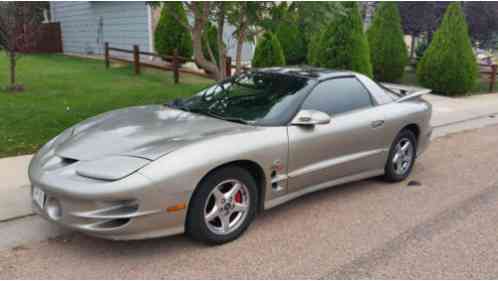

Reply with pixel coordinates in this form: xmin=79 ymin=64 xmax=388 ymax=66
xmin=291 ymin=110 xmax=331 ymax=126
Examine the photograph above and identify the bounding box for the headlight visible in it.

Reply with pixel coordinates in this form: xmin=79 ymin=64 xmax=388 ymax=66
xmin=76 ymin=156 xmax=151 ymax=181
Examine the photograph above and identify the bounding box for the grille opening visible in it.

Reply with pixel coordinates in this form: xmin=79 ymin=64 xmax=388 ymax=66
xmin=97 ymin=218 xmax=131 ymax=229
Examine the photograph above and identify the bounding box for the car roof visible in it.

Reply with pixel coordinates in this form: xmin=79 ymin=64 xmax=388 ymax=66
xmin=255 ymin=66 xmax=356 ymax=80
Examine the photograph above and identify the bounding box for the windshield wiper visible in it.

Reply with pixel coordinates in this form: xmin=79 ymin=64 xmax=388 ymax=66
xmin=216 ymin=116 xmax=249 ymax=125
xmin=166 ymin=99 xmax=192 ymax=112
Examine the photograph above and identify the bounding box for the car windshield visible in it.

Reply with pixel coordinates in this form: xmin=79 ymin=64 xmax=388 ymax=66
xmin=169 ymin=72 xmax=309 ymax=125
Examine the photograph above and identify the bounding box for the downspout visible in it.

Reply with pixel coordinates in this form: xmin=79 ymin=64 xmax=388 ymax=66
xmin=147 ymin=4 xmax=154 ymax=56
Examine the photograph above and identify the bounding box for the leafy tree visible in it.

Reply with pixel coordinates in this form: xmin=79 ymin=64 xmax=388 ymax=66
xmin=315 ymin=2 xmax=372 ymax=77
xmin=268 ymin=2 xmax=345 ymax=65
xmin=202 ymin=23 xmax=220 ymax=67
xmin=275 ymin=13 xmax=306 ymax=65
xmin=152 ymin=2 xmax=231 ymax=80
xmin=261 ymin=2 xmax=288 ymax=33
xmin=367 ymin=2 xmax=408 ymax=82
xmin=289 ymin=2 xmax=346 ymax=44
xmin=154 ymin=2 xmax=193 ymax=59
xmin=252 ymin=32 xmax=285 ymax=67
xmin=416 ymin=3 xmax=478 ymax=96
xmin=227 ymin=2 xmax=269 ymax=74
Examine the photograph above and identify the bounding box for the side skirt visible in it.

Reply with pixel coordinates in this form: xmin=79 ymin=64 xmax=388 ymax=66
xmin=263 ymin=169 xmax=385 ymax=210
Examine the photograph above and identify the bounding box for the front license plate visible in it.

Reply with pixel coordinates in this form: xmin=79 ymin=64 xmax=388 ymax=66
xmin=33 ymin=187 xmax=45 ymax=209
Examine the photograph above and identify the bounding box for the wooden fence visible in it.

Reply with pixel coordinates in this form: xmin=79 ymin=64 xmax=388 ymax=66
xmin=17 ymin=23 xmax=62 ymax=53
xmin=104 ymin=43 xmax=236 ymax=83
xmin=479 ymin=63 xmax=497 ymax=92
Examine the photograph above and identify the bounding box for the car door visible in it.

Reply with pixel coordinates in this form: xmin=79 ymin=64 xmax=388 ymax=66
xmin=287 ymin=76 xmax=388 ymax=192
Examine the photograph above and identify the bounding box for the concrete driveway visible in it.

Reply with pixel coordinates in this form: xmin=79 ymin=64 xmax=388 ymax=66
xmin=1 ymin=93 xmax=498 ymax=278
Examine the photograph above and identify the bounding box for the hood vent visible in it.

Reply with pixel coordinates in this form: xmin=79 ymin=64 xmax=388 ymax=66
xmin=61 ymin=157 xmax=78 ymax=165
xmin=43 ymin=156 xmax=79 ymax=171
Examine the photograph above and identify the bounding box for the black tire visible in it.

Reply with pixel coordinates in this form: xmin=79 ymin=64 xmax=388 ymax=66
xmin=186 ymin=166 xmax=258 ymax=245
xmin=384 ymin=129 xmax=417 ymax=182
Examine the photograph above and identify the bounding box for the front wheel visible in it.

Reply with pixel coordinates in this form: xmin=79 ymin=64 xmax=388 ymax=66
xmin=186 ymin=166 xmax=258 ymax=244
xmin=384 ymin=130 xmax=417 ymax=182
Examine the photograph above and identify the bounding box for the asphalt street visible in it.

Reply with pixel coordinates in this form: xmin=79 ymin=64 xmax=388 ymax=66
xmin=1 ymin=124 xmax=498 ymax=279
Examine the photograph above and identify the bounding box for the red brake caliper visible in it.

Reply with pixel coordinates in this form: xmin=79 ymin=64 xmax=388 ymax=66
xmin=235 ymin=191 xmax=242 ymax=203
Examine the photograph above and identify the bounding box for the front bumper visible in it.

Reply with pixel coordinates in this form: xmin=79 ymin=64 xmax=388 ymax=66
xmin=29 ymin=152 xmax=189 ymax=240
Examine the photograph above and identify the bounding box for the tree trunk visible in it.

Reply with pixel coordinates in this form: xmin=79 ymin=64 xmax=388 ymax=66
xmin=410 ymin=34 xmax=416 ymax=60
xmin=235 ymin=3 xmax=248 ymax=75
xmin=9 ymin=51 xmax=16 ymax=87
xmin=235 ymin=24 xmax=246 ymax=74
xmin=216 ymin=6 xmax=226 ymax=80
xmin=190 ymin=3 xmax=220 ymax=79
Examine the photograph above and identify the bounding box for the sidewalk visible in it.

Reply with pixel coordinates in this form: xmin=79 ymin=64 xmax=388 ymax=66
xmin=426 ymin=93 xmax=498 ymax=127
xmin=0 ymin=155 xmax=33 ymax=222
xmin=1 ymin=93 xmax=498 ymax=224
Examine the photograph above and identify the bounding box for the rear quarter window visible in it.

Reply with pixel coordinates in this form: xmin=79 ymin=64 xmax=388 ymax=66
xmin=356 ymin=74 xmax=394 ymax=105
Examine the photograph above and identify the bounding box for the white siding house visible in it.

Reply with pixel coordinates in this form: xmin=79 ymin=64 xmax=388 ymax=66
xmin=50 ymin=2 xmax=254 ymax=62
xmin=50 ymin=2 xmax=152 ymax=56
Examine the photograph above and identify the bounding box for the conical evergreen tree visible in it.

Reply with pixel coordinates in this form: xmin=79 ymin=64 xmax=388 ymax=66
xmin=307 ymin=31 xmax=322 ymax=66
xmin=316 ymin=2 xmax=372 ymax=77
xmin=367 ymin=2 xmax=408 ymax=82
xmin=416 ymin=2 xmax=478 ymax=96
xmin=154 ymin=2 xmax=193 ymax=58
xmin=275 ymin=13 xmax=307 ymax=65
xmin=252 ymin=32 xmax=286 ymax=67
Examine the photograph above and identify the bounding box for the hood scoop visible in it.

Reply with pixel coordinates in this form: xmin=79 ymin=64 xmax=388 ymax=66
xmin=42 ymin=156 xmax=79 ymax=171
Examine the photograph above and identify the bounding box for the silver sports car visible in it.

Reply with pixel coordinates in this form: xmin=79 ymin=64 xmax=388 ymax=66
xmin=29 ymin=67 xmax=432 ymax=244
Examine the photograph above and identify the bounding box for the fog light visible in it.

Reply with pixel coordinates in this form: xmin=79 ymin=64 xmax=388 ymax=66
xmin=46 ymin=197 xmax=62 ymax=220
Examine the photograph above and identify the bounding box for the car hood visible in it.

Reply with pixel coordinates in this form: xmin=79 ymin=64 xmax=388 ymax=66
xmin=54 ymin=105 xmax=247 ymax=161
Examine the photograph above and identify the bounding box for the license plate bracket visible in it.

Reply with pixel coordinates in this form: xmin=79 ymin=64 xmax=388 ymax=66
xmin=33 ymin=187 xmax=45 ymax=209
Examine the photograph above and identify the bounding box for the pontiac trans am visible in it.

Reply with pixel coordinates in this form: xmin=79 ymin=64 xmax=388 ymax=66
xmin=29 ymin=67 xmax=432 ymax=244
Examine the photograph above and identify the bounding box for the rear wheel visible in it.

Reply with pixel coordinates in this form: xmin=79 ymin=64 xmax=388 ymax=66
xmin=186 ymin=166 xmax=258 ymax=244
xmin=384 ymin=130 xmax=417 ymax=182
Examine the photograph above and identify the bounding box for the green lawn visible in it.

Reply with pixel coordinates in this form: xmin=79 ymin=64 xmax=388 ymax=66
xmin=0 ymin=54 xmax=213 ymax=157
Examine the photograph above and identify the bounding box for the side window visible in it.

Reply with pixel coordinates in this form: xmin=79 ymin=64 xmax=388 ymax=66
xmin=302 ymin=77 xmax=373 ymax=115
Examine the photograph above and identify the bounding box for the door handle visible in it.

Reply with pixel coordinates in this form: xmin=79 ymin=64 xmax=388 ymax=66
xmin=371 ymin=120 xmax=384 ymax=128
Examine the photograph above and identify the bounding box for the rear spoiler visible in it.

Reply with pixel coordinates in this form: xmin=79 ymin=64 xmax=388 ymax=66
xmin=380 ymin=83 xmax=431 ymax=103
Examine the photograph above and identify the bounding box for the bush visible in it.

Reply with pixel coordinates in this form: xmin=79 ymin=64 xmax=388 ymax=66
xmin=367 ymin=2 xmax=408 ymax=82
xmin=154 ymin=2 xmax=193 ymax=58
xmin=316 ymin=2 xmax=373 ymax=77
xmin=252 ymin=32 xmax=286 ymax=68
xmin=275 ymin=16 xmax=307 ymax=65
xmin=416 ymin=3 xmax=478 ymax=96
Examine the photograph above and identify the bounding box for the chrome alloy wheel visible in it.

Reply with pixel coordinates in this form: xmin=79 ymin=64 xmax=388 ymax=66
xmin=204 ymin=179 xmax=250 ymax=235
xmin=392 ymin=137 xmax=414 ymax=176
